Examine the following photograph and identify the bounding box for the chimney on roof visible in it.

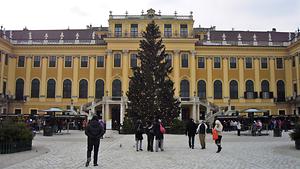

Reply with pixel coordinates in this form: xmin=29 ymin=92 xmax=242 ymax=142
xmin=272 ymin=28 xmax=276 ymax=32
xmin=23 ymin=26 xmax=28 ymax=31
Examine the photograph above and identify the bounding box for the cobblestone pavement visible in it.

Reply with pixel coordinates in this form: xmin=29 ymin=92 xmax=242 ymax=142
xmin=1 ymin=130 xmax=300 ymax=169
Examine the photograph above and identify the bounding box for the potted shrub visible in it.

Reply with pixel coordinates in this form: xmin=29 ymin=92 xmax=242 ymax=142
xmin=289 ymin=122 xmax=300 ymax=150
xmin=0 ymin=119 xmax=34 ymax=154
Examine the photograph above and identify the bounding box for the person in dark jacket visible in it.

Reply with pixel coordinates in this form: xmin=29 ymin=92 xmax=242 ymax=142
xmin=145 ymin=120 xmax=154 ymax=152
xmin=185 ymin=118 xmax=197 ymax=149
xmin=135 ymin=119 xmax=144 ymax=151
xmin=85 ymin=116 xmax=104 ymax=167
xmin=154 ymin=118 xmax=164 ymax=152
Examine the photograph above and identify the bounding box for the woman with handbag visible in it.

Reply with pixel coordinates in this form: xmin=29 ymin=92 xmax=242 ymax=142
xmin=213 ymin=120 xmax=223 ymax=153
xmin=154 ymin=118 xmax=165 ymax=152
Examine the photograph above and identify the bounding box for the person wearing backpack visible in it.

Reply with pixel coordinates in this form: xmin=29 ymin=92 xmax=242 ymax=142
xmin=196 ymin=120 xmax=207 ymax=149
xmin=135 ymin=119 xmax=144 ymax=151
xmin=185 ymin=118 xmax=197 ymax=149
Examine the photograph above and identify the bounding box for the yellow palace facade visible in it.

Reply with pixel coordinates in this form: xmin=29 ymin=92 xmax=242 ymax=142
xmin=0 ymin=9 xmax=299 ymax=128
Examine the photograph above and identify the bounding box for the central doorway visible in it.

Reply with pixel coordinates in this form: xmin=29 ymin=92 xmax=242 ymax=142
xmin=111 ymin=106 xmax=120 ymax=130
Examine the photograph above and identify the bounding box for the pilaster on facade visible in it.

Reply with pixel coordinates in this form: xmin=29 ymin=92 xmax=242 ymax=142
xmin=238 ymin=57 xmax=245 ymax=102
xmin=0 ymin=51 xmax=5 ymax=94
xmin=285 ymin=57 xmax=293 ymax=97
xmin=105 ymin=49 xmax=113 ymax=96
xmin=173 ymin=50 xmax=180 ymax=96
xmin=122 ymin=49 xmax=129 ymax=95
xmin=72 ymin=55 xmax=80 ymax=102
xmin=190 ymin=50 xmax=196 ymax=97
xmin=24 ymin=55 xmax=32 ymax=100
xmin=88 ymin=55 xmax=96 ymax=102
xmin=7 ymin=54 xmax=16 ymax=96
xmin=206 ymin=56 xmax=213 ymax=102
xmin=254 ymin=57 xmax=260 ymax=97
xmin=222 ymin=56 xmax=229 ymax=100
xmin=55 ymin=56 xmax=64 ymax=102
xmin=295 ymin=54 xmax=300 ymax=96
xmin=269 ymin=56 xmax=276 ymax=98
xmin=39 ymin=56 xmax=48 ymax=101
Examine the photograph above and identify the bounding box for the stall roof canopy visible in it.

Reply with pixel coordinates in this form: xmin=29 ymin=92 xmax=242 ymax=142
xmin=39 ymin=107 xmax=64 ymax=112
xmin=241 ymin=108 xmax=268 ymax=113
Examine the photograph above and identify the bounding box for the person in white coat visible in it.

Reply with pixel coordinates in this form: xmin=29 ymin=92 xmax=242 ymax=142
xmin=214 ymin=120 xmax=223 ymax=153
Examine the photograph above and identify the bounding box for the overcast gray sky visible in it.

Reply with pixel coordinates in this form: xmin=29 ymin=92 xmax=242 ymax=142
xmin=1 ymin=0 xmax=299 ymax=32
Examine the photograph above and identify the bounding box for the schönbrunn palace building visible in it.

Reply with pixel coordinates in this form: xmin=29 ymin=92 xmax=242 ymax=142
xmin=0 ymin=9 xmax=299 ymax=128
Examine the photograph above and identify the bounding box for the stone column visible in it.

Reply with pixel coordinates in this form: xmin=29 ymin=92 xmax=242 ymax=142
xmin=24 ymin=55 xmax=32 ymax=100
xmin=190 ymin=51 xmax=196 ymax=97
xmin=269 ymin=57 xmax=276 ymax=97
xmin=101 ymin=103 xmax=105 ymax=120
xmin=55 ymin=56 xmax=63 ymax=102
xmin=72 ymin=56 xmax=79 ymax=102
xmin=122 ymin=49 xmax=129 ymax=94
xmin=223 ymin=56 xmax=229 ymax=102
xmin=285 ymin=57 xmax=293 ymax=97
xmin=207 ymin=56 xmax=213 ymax=102
xmin=238 ymin=57 xmax=245 ymax=102
xmin=106 ymin=50 xmax=113 ymax=96
xmin=173 ymin=50 xmax=180 ymax=96
xmin=88 ymin=55 xmax=96 ymax=102
xmin=40 ymin=56 xmax=47 ymax=101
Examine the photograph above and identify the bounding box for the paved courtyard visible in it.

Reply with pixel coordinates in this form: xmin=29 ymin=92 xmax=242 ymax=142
xmin=0 ymin=130 xmax=300 ymax=169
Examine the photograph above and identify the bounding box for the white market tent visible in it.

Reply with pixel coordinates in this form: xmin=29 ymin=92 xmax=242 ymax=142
xmin=241 ymin=108 xmax=268 ymax=113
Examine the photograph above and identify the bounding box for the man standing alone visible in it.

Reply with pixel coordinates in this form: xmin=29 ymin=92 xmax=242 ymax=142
xmin=196 ymin=120 xmax=207 ymax=149
xmin=185 ymin=118 xmax=197 ymax=149
xmin=85 ymin=116 xmax=104 ymax=167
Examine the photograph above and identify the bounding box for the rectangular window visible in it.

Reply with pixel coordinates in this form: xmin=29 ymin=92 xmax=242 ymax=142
xmin=33 ymin=56 xmax=41 ymax=67
xmin=165 ymin=54 xmax=172 ymax=67
xmin=276 ymin=58 xmax=283 ymax=69
xmin=115 ymin=24 xmax=122 ymax=37
xmin=5 ymin=54 xmax=8 ymax=65
xmin=180 ymin=24 xmax=188 ymax=37
xmin=130 ymin=54 xmax=137 ymax=68
xmin=64 ymin=56 xmax=72 ymax=67
xmin=261 ymin=57 xmax=268 ymax=69
xmin=181 ymin=53 xmax=188 ymax=68
xmin=292 ymin=56 xmax=296 ymax=67
xmin=81 ymin=56 xmax=88 ymax=67
xmin=18 ymin=56 xmax=25 ymax=67
xmin=3 ymin=81 xmax=6 ymax=95
xmin=15 ymin=108 xmax=22 ymax=114
xmin=214 ymin=57 xmax=221 ymax=68
xmin=30 ymin=109 xmax=38 ymax=115
xmin=96 ymin=56 xmax=104 ymax=68
xmin=245 ymin=57 xmax=252 ymax=68
xmin=230 ymin=57 xmax=236 ymax=68
xmin=279 ymin=110 xmax=285 ymax=116
xmin=114 ymin=53 xmax=121 ymax=67
xmin=164 ymin=24 xmax=172 ymax=37
xmin=294 ymin=83 xmax=297 ymax=96
xmin=130 ymin=24 xmax=138 ymax=37
xmin=198 ymin=57 xmax=205 ymax=68
xmin=49 ymin=56 xmax=56 ymax=67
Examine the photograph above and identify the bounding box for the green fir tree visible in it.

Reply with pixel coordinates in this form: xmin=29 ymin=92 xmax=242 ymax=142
xmin=126 ymin=21 xmax=180 ymax=125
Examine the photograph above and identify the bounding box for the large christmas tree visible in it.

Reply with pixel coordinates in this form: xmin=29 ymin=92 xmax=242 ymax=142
xmin=126 ymin=21 xmax=180 ymax=125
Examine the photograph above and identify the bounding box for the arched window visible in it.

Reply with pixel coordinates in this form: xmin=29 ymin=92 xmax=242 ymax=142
xmin=47 ymin=79 xmax=56 ymax=98
xmin=246 ymin=80 xmax=254 ymax=92
xmin=112 ymin=79 xmax=122 ymax=97
xmin=79 ymin=79 xmax=88 ymax=98
xmin=230 ymin=80 xmax=238 ymax=99
xmin=277 ymin=80 xmax=285 ymax=101
xmin=15 ymin=78 xmax=24 ymax=100
xmin=180 ymin=80 xmax=190 ymax=98
xmin=95 ymin=79 xmax=105 ymax=99
xmin=31 ymin=79 xmax=40 ymax=98
xmin=214 ymin=80 xmax=222 ymax=99
xmin=197 ymin=80 xmax=206 ymax=99
xmin=63 ymin=79 xmax=72 ymax=98
xmin=261 ymin=80 xmax=270 ymax=92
